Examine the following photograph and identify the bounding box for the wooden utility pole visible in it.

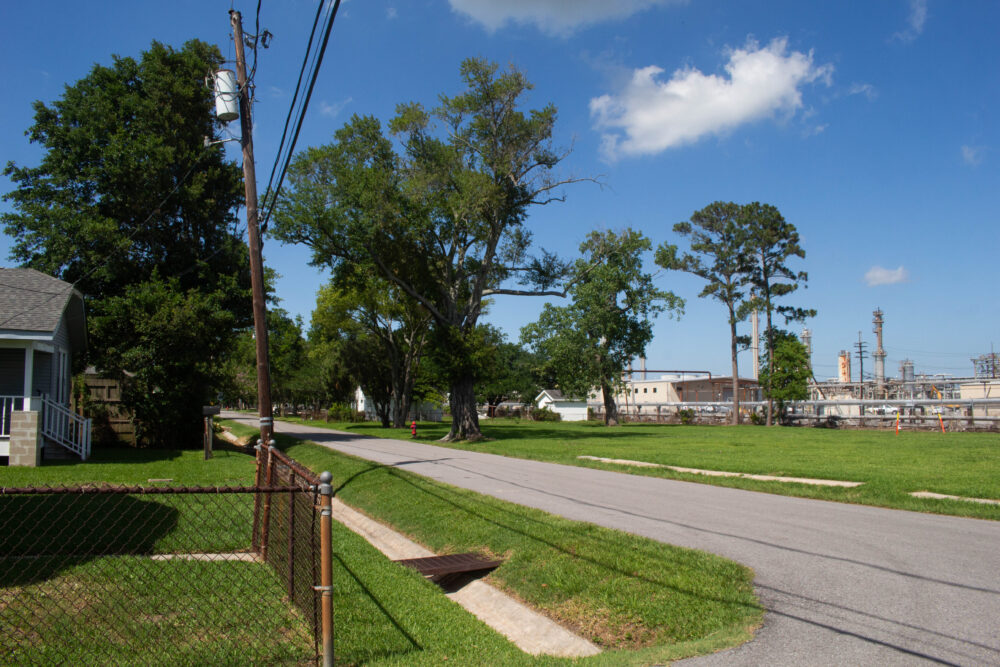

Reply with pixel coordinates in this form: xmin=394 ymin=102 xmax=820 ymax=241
xmin=231 ymin=10 xmax=273 ymax=448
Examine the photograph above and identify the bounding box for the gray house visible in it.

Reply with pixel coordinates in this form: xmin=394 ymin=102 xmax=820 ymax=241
xmin=1 ymin=268 xmax=91 ymax=465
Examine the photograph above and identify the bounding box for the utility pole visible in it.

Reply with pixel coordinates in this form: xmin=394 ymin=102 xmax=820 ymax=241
xmin=854 ymin=331 xmax=868 ymax=400
xmin=231 ymin=9 xmax=273 ymax=448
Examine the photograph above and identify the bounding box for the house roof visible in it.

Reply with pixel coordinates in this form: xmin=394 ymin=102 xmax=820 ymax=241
xmin=535 ymin=389 xmax=585 ymax=403
xmin=0 ymin=268 xmax=86 ymax=351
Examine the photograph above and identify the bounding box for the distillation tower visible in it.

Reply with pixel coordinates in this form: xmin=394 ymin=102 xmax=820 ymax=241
xmin=873 ymin=308 xmax=887 ymax=395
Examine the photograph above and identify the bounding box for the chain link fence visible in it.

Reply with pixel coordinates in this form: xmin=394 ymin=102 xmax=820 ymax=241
xmin=1 ymin=446 xmax=334 ymax=665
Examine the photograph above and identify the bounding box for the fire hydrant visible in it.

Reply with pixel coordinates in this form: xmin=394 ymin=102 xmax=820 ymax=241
xmin=411 ymin=420 xmax=417 ymax=437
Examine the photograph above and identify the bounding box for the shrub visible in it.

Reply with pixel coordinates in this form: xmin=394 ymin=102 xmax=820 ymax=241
xmin=749 ymin=411 xmax=764 ymax=426
xmin=327 ymin=404 xmax=364 ymax=423
xmin=678 ymin=408 xmax=695 ymax=425
xmin=532 ymin=406 xmax=562 ymax=422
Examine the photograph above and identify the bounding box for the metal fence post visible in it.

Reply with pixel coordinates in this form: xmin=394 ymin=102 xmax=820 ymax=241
xmin=287 ymin=467 xmax=296 ymax=601
xmin=252 ymin=443 xmax=263 ymax=551
xmin=261 ymin=444 xmax=275 ymax=561
xmin=317 ymin=471 xmax=334 ymax=667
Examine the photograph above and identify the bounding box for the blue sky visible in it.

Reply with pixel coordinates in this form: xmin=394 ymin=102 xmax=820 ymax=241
xmin=2 ymin=1 xmax=996 ymax=381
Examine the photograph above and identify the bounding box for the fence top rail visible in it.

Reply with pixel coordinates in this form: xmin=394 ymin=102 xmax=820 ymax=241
xmin=0 ymin=484 xmax=312 ymax=496
xmin=264 ymin=444 xmax=321 ymax=485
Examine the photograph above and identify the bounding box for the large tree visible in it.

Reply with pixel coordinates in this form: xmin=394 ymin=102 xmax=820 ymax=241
xmin=740 ymin=203 xmax=814 ymax=426
xmin=271 ymin=58 xmax=585 ymax=441
xmin=656 ymin=202 xmax=750 ymax=425
xmin=2 ymin=40 xmax=249 ymax=445
xmin=522 ymin=229 xmax=681 ymax=426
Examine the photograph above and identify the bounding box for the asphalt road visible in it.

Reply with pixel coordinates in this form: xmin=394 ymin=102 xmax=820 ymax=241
xmin=230 ymin=415 xmax=1000 ymax=665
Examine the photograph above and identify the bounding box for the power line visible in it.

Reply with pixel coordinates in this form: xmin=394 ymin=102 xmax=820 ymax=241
xmin=256 ymin=0 xmax=326 ymax=221
xmin=258 ymin=0 xmax=342 ymax=233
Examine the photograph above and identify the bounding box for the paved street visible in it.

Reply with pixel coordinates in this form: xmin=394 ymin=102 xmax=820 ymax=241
xmin=230 ymin=415 xmax=1000 ymax=665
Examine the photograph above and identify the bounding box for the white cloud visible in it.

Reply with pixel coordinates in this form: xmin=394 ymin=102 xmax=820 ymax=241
xmin=386 ymin=7 xmax=397 ymax=20
xmin=590 ymin=38 xmax=833 ymax=160
xmin=961 ymin=144 xmax=985 ymax=166
xmin=893 ymin=0 xmax=927 ymax=42
xmin=320 ymin=97 xmax=353 ymax=118
xmin=865 ymin=266 xmax=910 ymax=286
xmin=848 ymin=82 xmax=878 ymax=100
xmin=448 ymin=0 xmax=682 ymax=36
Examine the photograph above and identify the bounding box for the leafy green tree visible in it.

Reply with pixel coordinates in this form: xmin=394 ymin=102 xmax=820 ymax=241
xmin=2 ymin=40 xmax=249 ymax=444
xmin=522 ymin=229 xmax=681 ymax=426
xmin=310 ymin=280 xmax=431 ymax=427
xmin=471 ymin=327 xmax=542 ymax=415
xmin=657 ymin=202 xmax=750 ymax=425
xmin=271 ymin=59 xmax=586 ymax=441
xmin=263 ymin=309 xmax=307 ymax=414
xmin=757 ymin=330 xmax=811 ymax=424
xmin=740 ymin=203 xmax=815 ymax=426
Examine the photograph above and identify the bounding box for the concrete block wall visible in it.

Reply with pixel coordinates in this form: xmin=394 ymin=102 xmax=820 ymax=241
xmin=9 ymin=410 xmax=42 ymax=467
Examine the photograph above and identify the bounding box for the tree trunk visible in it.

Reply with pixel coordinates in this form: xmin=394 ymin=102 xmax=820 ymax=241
xmin=442 ymin=375 xmax=483 ymax=442
xmin=600 ymin=378 xmax=619 ymax=426
xmin=729 ymin=307 xmax=741 ymax=425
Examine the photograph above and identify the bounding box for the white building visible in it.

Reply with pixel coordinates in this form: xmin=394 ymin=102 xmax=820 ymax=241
xmin=352 ymin=387 xmax=443 ymax=422
xmin=535 ymin=389 xmax=588 ymax=421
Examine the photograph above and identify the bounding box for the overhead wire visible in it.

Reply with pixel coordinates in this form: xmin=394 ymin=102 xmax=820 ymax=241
xmin=256 ymin=0 xmax=325 ymax=221
xmin=5 ymin=1 xmax=340 ymax=328
xmin=258 ymin=0 xmax=342 ymax=233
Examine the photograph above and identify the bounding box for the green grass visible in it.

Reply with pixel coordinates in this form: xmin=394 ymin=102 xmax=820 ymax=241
xmin=2 ymin=557 xmax=314 ymax=665
xmin=1 ymin=447 xmax=304 ymax=664
xmin=282 ymin=417 xmax=1000 ymax=520
xmin=4 ymin=437 xmax=764 ymax=664
xmin=277 ymin=434 xmax=762 ymax=663
xmin=0 ymin=445 xmax=257 ymax=487
xmin=220 ymin=419 xmax=260 ymax=443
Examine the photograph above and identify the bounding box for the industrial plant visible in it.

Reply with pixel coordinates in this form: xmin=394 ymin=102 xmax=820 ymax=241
xmin=583 ymin=308 xmax=1000 ymax=430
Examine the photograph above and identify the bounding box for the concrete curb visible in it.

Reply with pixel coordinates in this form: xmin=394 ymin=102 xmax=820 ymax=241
xmin=578 ymin=456 xmax=864 ymax=487
xmin=910 ymin=491 xmax=1000 ymax=506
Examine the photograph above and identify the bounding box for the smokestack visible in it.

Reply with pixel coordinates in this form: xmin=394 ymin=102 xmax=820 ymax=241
xmin=640 ymin=356 xmax=647 ymax=381
xmin=838 ymin=350 xmax=852 ymax=383
xmin=873 ymin=308 xmax=886 ymax=392
xmin=801 ymin=328 xmax=812 ymax=370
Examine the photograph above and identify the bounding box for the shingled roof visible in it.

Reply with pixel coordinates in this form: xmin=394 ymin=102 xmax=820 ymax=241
xmin=0 ymin=268 xmax=86 ymax=351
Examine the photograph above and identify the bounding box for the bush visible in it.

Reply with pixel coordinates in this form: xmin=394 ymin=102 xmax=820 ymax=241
xmin=532 ymin=406 xmax=562 ymax=422
xmin=327 ymin=404 xmax=364 ymax=423
xmin=749 ymin=411 xmax=764 ymax=426
xmin=678 ymin=408 xmax=695 ymax=425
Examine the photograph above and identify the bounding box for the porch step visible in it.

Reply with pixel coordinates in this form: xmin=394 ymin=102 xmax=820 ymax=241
xmin=42 ymin=438 xmax=81 ymax=461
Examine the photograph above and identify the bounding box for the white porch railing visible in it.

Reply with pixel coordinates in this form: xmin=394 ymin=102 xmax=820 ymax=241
xmin=1 ymin=395 xmax=25 ymax=438
xmin=40 ymin=396 xmax=92 ymax=461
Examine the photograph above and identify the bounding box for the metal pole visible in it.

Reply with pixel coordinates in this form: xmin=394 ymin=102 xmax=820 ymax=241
xmin=318 ymin=471 xmax=335 ymax=667
xmin=230 ymin=10 xmax=274 ymax=450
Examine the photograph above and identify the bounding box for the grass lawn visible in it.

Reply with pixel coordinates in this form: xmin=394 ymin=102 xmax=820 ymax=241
xmin=3 ymin=558 xmax=315 ymax=665
xmin=4 ymin=438 xmax=764 ymax=665
xmin=281 ymin=417 xmax=1000 ymax=521
xmin=0 ymin=445 xmax=257 ymax=487
xmin=277 ymin=434 xmax=761 ymax=664
xmin=1 ymin=448 xmax=313 ymax=664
